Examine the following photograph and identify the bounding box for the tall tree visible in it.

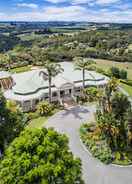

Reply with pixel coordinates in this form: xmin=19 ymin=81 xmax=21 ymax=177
xmin=40 ymin=60 xmax=63 ymax=103
xmin=0 ymin=92 xmax=26 ymax=153
xmin=74 ymin=57 xmax=94 ymax=89
xmin=2 ymin=52 xmax=16 ymax=70
xmin=0 ymin=128 xmax=84 ymax=184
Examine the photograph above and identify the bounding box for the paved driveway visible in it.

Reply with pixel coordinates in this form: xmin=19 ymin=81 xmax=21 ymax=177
xmin=46 ymin=105 xmax=132 ymax=184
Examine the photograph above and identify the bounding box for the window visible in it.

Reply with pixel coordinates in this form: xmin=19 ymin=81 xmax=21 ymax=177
xmin=75 ymin=87 xmax=80 ymax=92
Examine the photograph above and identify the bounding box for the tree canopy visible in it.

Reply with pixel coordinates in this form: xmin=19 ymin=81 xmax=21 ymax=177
xmin=0 ymin=93 xmax=26 ymax=153
xmin=0 ymin=128 xmax=83 ymax=184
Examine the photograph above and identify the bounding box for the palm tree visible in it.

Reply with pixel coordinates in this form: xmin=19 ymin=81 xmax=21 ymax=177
xmin=74 ymin=57 xmax=95 ymax=89
xmin=127 ymin=111 xmax=132 ymax=147
xmin=40 ymin=61 xmax=63 ymax=103
xmin=104 ymin=78 xmax=119 ymax=113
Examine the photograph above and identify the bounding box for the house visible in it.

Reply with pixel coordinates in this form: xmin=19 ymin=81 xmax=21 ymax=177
xmin=1 ymin=62 xmax=109 ymax=112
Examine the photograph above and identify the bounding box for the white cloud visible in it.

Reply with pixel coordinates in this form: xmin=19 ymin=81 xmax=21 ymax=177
xmin=17 ymin=3 xmax=38 ymax=9
xmin=45 ymin=0 xmax=66 ymax=3
xmin=0 ymin=4 xmax=132 ymax=23
xmin=96 ymin=0 xmax=120 ymax=5
xmin=72 ymin=0 xmax=92 ymax=4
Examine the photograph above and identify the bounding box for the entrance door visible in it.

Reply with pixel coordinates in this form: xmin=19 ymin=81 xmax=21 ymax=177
xmin=60 ymin=90 xmax=65 ymax=98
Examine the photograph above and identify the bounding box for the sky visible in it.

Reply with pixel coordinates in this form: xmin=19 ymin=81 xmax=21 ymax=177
xmin=0 ymin=0 xmax=132 ymax=22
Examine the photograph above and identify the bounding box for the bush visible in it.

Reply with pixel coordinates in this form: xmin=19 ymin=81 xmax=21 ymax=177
xmin=80 ymin=124 xmax=113 ymax=164
xmin=120 ymin=69 xmax=127 ymax=79
xmin=110 ymin=67 xmax=127 ymax=79
xmin=37 ymin=101 xmax=53 ymax=116
xmin=84 ymin=87 xmax=98 ymax=102
xmin=110 ymin=67 xmax=120 ymax=78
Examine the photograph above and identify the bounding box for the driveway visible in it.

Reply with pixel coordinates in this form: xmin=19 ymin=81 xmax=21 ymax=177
xmin=46 ymin=105 xmax=132 ymax=184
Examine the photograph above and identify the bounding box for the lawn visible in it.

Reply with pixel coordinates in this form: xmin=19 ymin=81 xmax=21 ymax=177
xmin=10 ymin=65 xmax=32 ymax=73
xmin=26 ymin=108 xmax=61 ymax=129
xmin=94 ymin=59 xmax=132 ymax=80
xmin=27 ymin=116 xmax=48 ymax=129
xmin=120 ymin=83 xmax=132 ymax=96
xmin=18 ymin=32 xmax=46 ymax=41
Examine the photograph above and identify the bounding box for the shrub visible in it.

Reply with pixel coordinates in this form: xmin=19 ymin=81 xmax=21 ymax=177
xmin=37 ymin=101 xmax=53 ymax=116
xmin=84 ymin=87 xmax=98 ymax=102
xmin=110 ymin=67 xmax=127 ymax=79
xmin=110 ymin=67 xmax=120 ymax=78
xmin=120 ymin=69 xmax=127 ymax=79
xmin=80 ymin=124 xmax=113 ymax=164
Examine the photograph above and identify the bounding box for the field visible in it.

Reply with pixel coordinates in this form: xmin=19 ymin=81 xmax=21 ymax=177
xmin=94 ymin=59 xmax=132 ymax=96
xmin=94 ymin=59 xmax=132 ymax=80
xmin=17 ymin=32 xmax=46 ymax=41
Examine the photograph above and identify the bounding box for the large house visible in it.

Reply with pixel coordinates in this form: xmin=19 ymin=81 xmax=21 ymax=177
xmin=0 ymin=62 xmax=109 ymax=112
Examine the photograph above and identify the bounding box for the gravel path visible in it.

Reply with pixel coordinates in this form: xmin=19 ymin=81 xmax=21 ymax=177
xmin=46 ymin=105 xmax=132 ymax=184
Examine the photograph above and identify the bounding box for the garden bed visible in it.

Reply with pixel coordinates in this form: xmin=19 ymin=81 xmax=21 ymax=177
xmin=80 ymin=123 xmax=132 ymax=166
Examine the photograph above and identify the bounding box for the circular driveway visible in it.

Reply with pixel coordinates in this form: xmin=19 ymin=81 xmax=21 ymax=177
xmin=46 ymin=105 xmax=132 ymax=184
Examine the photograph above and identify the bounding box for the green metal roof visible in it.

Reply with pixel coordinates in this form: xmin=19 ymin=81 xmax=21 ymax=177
xmin=6 ymin=62 xmax=109 ymax=99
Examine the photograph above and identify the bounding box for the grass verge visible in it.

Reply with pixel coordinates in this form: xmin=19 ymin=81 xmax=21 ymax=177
xmin=27 ymin=116 xmax=48 ymax=129
xmin=120 ymin=83 xmax=132 ymax=96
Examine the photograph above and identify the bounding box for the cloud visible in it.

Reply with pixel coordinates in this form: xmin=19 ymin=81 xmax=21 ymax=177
xmin=45 ymin=0 xmax=66 ymax=3
xmin=96 ymin=0 xmax=120 ymax=5
xmin=0 ymin=3 xmax=132 ymax=23
xmin=72 ymin=0 xmax=92 ymax=4
xmin=17 ymin=3 xmax=38 ymax=9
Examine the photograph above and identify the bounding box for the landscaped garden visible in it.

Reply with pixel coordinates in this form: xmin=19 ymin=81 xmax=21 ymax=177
xmin=26 ymin=101 xmax=63 ymax=129
xmin=80 ymin=78 xmax=132 ymax=165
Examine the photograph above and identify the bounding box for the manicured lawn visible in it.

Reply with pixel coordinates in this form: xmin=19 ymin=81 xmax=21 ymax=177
xmin=27 ymin=116 xmax=48 ymax=129
xmin=26 ymin=108 xmax=61 ymax=129
xmin=120 ymin=83 xmax=132 ymax=96
xmin=94 ymin=59 xmax=132 ymax=80
xmin=11 ymin=65 xmax=32 ymax=73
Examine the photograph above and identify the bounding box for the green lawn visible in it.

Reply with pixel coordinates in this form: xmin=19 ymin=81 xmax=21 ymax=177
xmin=18 ymin=33 xmax=46 ymax=41
xmin=120 ymin=83 xmax=132 ymax=96
xmin=27 ymin=116 xmax=48 ymax=129
xmin=26 ymin=108 xmax=61 ymax=129
xmin=10 ymin=65 xmax=32 ymax=73
xmin=94 ymin=59 xmax=132 ymax=80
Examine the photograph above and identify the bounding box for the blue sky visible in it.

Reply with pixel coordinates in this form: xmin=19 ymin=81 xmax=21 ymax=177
xmin=0 ymin=0 xmax=132 ymax=22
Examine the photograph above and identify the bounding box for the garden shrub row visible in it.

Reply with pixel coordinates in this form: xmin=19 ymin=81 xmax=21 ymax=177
xmin=80 ymin=124 xmax=113 ymax=164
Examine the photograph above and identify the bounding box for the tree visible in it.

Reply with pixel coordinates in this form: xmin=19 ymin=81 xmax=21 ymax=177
xmin=111 ymin=92 xmax=131 ymax=120
xmin=40 ymin=60 xmax=63 ymax=103
xmin=104 ymin=78 xmax=118 ymax=113
xmin=74 ymin=57 xmax=95 ymax=89
xmin=0 ymin=93 xmax=26 ymax=153
xmin=110 ymin=67 xmax=120 ymax=78
xmin=0 ymin=128 xmax=84 ymax=184
xmin=2 ymin=52 xmax=18 ymax=70
xmin=127 ymin=111 xmax=132 ymax=147
xmin=120 ymin=69 xmax=127 ymax=79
